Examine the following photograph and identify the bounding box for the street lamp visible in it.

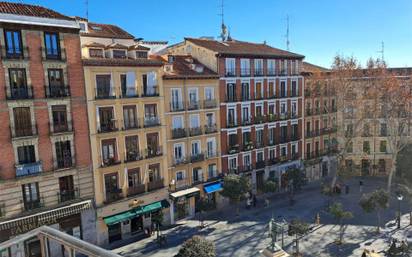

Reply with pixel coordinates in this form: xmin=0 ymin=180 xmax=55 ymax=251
xmin=397 ymin=192 xmax=403 ymax=229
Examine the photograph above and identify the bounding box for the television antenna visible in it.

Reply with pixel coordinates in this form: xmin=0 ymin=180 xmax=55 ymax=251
xmin=285 ymin=15 xmax=290 ymax=50
xmin=218 ymin=0 xmax=228 ymax=41
xmin=377 ymin=41 xmax=384 ymax=61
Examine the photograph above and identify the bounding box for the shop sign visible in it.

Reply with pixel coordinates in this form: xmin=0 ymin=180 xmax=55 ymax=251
xmin=9 ymin=216 xmax=58 ymax=237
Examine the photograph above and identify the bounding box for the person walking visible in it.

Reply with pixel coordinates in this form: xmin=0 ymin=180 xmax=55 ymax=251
xmin=359 ymin=180 xmax=363 ymax=193
xmin=253 ymin=194 xmax=257 ymax=207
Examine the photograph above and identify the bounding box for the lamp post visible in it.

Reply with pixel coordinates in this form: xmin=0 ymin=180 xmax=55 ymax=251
xmin=397 ymin=192 xmax=403 ymax=229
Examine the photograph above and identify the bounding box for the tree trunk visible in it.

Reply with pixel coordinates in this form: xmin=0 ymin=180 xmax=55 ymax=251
xmin=387 ymin=155 xmax=397 ymax=193
xmin=295 ymin=234 xmax=299 ymax=255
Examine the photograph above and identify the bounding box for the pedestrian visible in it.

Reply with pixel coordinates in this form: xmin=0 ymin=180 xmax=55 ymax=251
xmin=359 ymin=180 xmax=363 ymax=193
xmin=246 ymin=197 xmax=251 ymax=209
xmin=264 ymin=198 xmax=269 ymax=207
xmin=345 ymin=184 xmax=349 ymax=194
xmin=253 ymin=194 xmax=257 ymax=207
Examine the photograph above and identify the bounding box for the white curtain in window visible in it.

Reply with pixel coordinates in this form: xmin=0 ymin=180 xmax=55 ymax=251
xmin=126 ymin=72 xmax=136 ymax=96
xmin=147 ymin=72 xmax=157 ymax=94
xmin=190 ymin=114 xmax=200 ymax=128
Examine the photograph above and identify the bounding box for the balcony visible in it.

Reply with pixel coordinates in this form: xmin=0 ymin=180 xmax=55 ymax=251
xmin=50 ymin=123 xmax=72 ymax=135
xmin=55 ymin=155 xmax=73 ymax=170
xmin=291 ymin=134 xmax=300 ymax=141
xmin=148 ymin=178 xmax=164 ymax=192
xmin=204 ymin=124 xmax=217 ymax=134
xmin=191 ymin=153 xmax=205 ymax=163
xmin=239 ymin=165 xmax=253 ymax=173
xmin=268 ymin=139 xmax=276 ymax=146
xmin=127 ymin=184 xmax=146 ymax=197
xmin=144 ymin=116 xmax=160 ymax=127
xmin=241 ymin=93 xmax=251 ymax=101
xmin=267 ymin=114 xmax=278 ymax=122
xmin=123 ymin=120 xmax=140 ymax=130
xmin=16 ymin=161 xmax=42 ymax=177
xmin=11 ymin=124 xmax=38 ymax=138
xmin=0 ymin=46 xmax=29 ymax=60
xmin=291 ymin=91 xmax=298 ymax=97
xmin=172 ymin=128 xmax=187 ymax=139
xmin=204 ymin=99 xmax=217 ymax=109
xmin=267 ymin=69 xmax=276 ymax=76
xmin=101 ymin=157 xmax=121 ymax=167
xmin=192 ymin=175 xmax=204 ymax=185
xmin=279 ymin=112 xmax=290 ymax=120
xmin=189 ymin=127 xmax=202 ymax=136
xmin=228 ymin=144 xmax=239 ymax=154
xmin=104 ymin=190 xmax=124 ymax=204
xmin=124 ymin=151 xmax=143 ymax=163
xmin=145 ymin=146 xmax=163 ymax=158
xmin=57 ymin=188 xmax=79 ymax=203
xmin=45 ymin=85 xmax=70 ymax=98
xmin=6 ymin=86 xmax=33 ymax=100
xmin=254 ymin=115 xmax=265 ymax=124
xmin=175 ymin=178 xmax=189 ymax=190
xmin=240 ymin=68 xmax=250 ymax=77
xmin=227 ymin=120 xmax=237 ymax=128
xmin=121 ymin=89 xmax=139 ymax=98
xmin=225 ymin=68 xmax=236 ymax=77
xmin=255 ymin=141 xmax=265 ymax=149
xmin=254 ymin=93 xmax=264 ymax=100
xmin=170 ymin=102 xmax=184 ymax=112
xmin=187 ymin=100 xmax=200 ymax=110
xmin=174 ymin=157 xmax=188 ymax=166
xmin=95 ymin=87 xmax=116 ymax=100
xmin=22 ymin=198 xmax=44 ymax=212
xmin=254 ymin=69 xmax=264 ymax=76
xmin=206 ymin=151 xmax=218 ymax=159
xmin=241 ymin=118 xmax=252 ymax=126
xmin=98 ymin=121 xmax=118 ymax=133
xmin=279 ymin=92 xmax=287 ymax=98
xmin=42 ymin=47 xmax=66 ymax=61
xmin=243 ymin=142 xmax=254 ymax=151
xmin=267 ymin=158 xmax=279 ymax=166
xmin=291 ymin=112 xmax=298 ymax=119
xmin=256 ymin=161 xmax=266 ymax=169
xmin=225 ymin=95 xmax=237 ymax=102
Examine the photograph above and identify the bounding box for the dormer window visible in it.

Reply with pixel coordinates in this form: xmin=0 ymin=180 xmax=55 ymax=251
xmin=89 ymin=48 xmax=104 ymax=58
xmin=136 ymin=51 xmax=148 ymax=59
xmin=113 ymin=50 xmax=127 ymax=59
xmin=79 ymin=22 xmax=87 ymax=32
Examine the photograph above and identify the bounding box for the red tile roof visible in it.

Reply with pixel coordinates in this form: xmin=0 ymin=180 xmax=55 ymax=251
xmin=302 ymin=62 xmax=329 ymax=73
xmin=0 ymin=1 xmax=73 ymax=20
xmin=163 ymin=55 xmax=219 ymax=79
xmin=81 ymin=22 xmax=134 ymax=39
xmin=129 ymin=44 xmax=150 ymax=51
xmin=185 ymin=37 xmax=304 ymax=59
xmin=105 ymin=43 xmax=128 ymax=49
xmin=82 ymin=42 xmax=106 ymax=48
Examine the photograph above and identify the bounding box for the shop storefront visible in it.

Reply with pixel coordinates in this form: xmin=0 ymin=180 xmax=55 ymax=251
xmin=203 ymin=181 xmax=223 ymax=209
xmin=170 ymin=187 xmax=199 ymax=224
xmin=0 ymin=200 xmax=94 ymax=257
xmin=103 ymin=200 xmax=170 ymax=244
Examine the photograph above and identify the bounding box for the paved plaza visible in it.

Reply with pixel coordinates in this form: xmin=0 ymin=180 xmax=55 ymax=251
xmin=113 ymin=178 xmax=412 ymax=257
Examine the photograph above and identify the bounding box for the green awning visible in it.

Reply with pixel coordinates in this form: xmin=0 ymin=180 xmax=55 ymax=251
xmin=104 ymin=200 xmax=170 ymax=225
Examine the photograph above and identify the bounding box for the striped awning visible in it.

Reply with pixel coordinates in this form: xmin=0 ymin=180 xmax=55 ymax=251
xmin=0 ymin=200 xmax=92 ymax=231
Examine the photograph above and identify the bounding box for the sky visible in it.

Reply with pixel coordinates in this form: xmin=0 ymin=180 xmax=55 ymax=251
xmin=11 ymin=0 xmax=412 ymax=68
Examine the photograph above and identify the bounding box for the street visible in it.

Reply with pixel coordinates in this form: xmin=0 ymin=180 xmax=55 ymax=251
xmin=113 ymin=177 xmax=412 ymax=257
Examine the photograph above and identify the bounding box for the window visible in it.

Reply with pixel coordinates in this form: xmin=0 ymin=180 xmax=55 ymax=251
xmin=47 ymin=69 xmax=66 ymax=97
xmin=280 ymin=126 xmax=288 ymax=142
xmin=121 ymin=72 xmax=136 ymax=97
xmin=267 ymin=60 xmax=276 ymax=75
xmin=17 ymin=145 xmax=36 ymax=164
xmin=44 ymin=32 xmax=60 ymax=58
xmin=206 ymin=113 xmax=215 ymax=127
xmin=280 ymin=102 xmax=287 ymax=115
xmin=255 ymin=104 xmax=263 ymax=118
xmin=4 ymin=30 xmax=22 ymax=57
xmin=242 ymin=131 xmax=251 ymax=146
xmin=96 ymin=74 xmax=113 ymax=98
xmin=125 ymin=136 xmax=139 ymax=161
xmin=104 ymin=173 xmax=119 ymax=198
xmin=280 ymin=80 xmax=287 ymax=97
xmin=148 ymin=163 xmax=161 ymax=182
xmin=229 ymin=157 xmax=237 ymax=171
xmin=189 ymin=114 xmax=200 ymax=128
xmin=380 ymin=123 xmax=387 ymax=136
xmin=225 ymin=58 xmax=236 ymax=76
xmin=79 ymin=22 xmax=87 ymax=32
xmin=128 ymin=168 xmax=141 ymax=187
xmin=146 ymin=133 xmax=160 ymax=156
xmin=123 ymin=105 xmax=138 ymax=129
xmin=227 ymin=107 xmax=236 ymax=126
xmin=193 ymin=167 xmax=203 ymax=182
xmin=191 ymin=141 xmax=200 ymax=155
xmin=13 ymin=107 xmax=32 ymax=137
xmin=269 ymin=128 xmax=275 ymax=145
xmin=136 ymin=51 xmax=148 ymax=58
xmin=363 ymin=141 xmax=370 ymax=153
xmin=172 ymin=116 xmax=184 ymax=130
xmin=55 ymin=140 xmax=72 ymax=169
xmin=176 ymin=171 xmax=185 ymax=181
xmin=52 ymin=105 xmax=68 ymax=133
xmin=208 ymin=164 xmax=217 ymax=178
xmin=101 ymin=139 xmax=117 ymax=165
xmin=98 ymin=107 xmax=115 ymax=132
xmin=269 ymin=148 xmax=276 ymax=159
xmin=254 ymin=59 xmax=263 ymax=75
xmin=292 ymin=124 xmax=299 ymax=140
xmin=380 ymin=141 xmax=387 ymax=153
xmin=144 ymin=104 xmax=158 ymax=126
xmin=268 ymin=80 xmax=275 ymax=97
xmin=207 ymin=138 xmax=216 ymax=157
xmin=22 ymin=182 xmax=39 ymax=210
xmin=58 ymin=175 xmax=74 ymax=202
xmin=291 ymin=101 xmax=297 ymax=117
xmin=280 ymin=146 xmax=287 ymax=157
xmin=291 ymin=80 xmax=298 ymax=96
xmin=9 ymin=68 xmax=28 ymax=99
xmin=205 ymin=87 xmax=214 ymax=100
xmin=228 ymin=134 xmax=238 ymax=147
xmin=282 ymin=60 xmax=288 ymax=75
xmin=256 ymin=129 xmax=263 ymax=147
xmin=240 ymin=59 xmax=250 ymax=76
xmin=226 ymin=83 xmax=236 ymax=101
xmin=174 ymin=143 xmax=185 ymax=160
xmin=378 ymin=159 xmax=386 ymax=173
xmin=188 ymin=88 xmax=199 ymax=109
xmin=143 ymin=72 xmax=157 ymax=96
xmin=171 ymin=88 xmax=183 ymax=111
xmin=89 ymin=48 xmax=104 ymax=58
xmin=241 ymin=82 xmax=250 ymax=100
xmin=242 ymin=106 xmax=250 ymax=123
xmin=243 ymin=154 xmax=251 ymax=167
xmin=257 ymin=151 xmax=264 ymax=162
xmin=268 ymin=103 xmax=275 ymax=116
xmin=255 ymin=81 xmax=263 ymax=99
xmin=112 ymin=50 xmax=126 ymax=58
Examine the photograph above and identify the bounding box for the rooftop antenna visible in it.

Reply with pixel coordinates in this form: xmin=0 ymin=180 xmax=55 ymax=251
xmin=219 ymin=0 xmax=227 ymax=41
xmin=377 ymin=41 xmax=384 ymax=61
xmin=285 ymin=15 xmax=290 ymax=50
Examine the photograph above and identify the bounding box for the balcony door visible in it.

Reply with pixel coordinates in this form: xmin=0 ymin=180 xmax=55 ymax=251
xmin=104 ymin=173 xmax=119 ymax=200
xmin=17 ymin=145 xmax=36 ymax=165
xmin=13 ymin=107 xmax=32 ymax=136
xmin=96 ymin=74 xmax=112 ymax=98
xmin=226 ymin=83 xmax=236 ymax=101
xmin=55 ymin=140 xmax=72 ymax=169
xmin=146 ymin=133 xmax=159 ymax=154
xmin=52 ymin=105 xmax=68 ymax=133
xmin=98 ymin=107 xmax=115 ymax=131
xmin=22 ymin=182 xmax=39 ymax=211
xmin=148 ymin=163 xmax=160 ymax=182
xmin=125 ymin=135 xmax=139 ymax=161
xmin=48 ymin=69 xmax=64 ymax=93
xmin=9 ymin=68 xmax=28 ymax=97
xmin=101 ymin=139 xmax=117 ymax=165
xmin=4 ymin=30 xmax=22 ymax=57
xmin=171 ymin=88 xmax=182 ymax=110
xmin=59 ymin=175 xmax=74 ymax=202
xmin=123 ymin=105 xmax=137 ymax=129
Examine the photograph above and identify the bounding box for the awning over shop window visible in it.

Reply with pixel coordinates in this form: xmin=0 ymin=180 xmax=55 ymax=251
xmin=204 ymin=182 xmax=222 ymax=194
xmin=170 ymin=187 xmax=200 ymax=200
xmin=103 ymin=200 xmax=170 ymax=226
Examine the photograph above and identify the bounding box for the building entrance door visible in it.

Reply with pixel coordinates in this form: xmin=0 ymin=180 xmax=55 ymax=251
xmin=131 ymin=216 xmax=143 ymax=234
